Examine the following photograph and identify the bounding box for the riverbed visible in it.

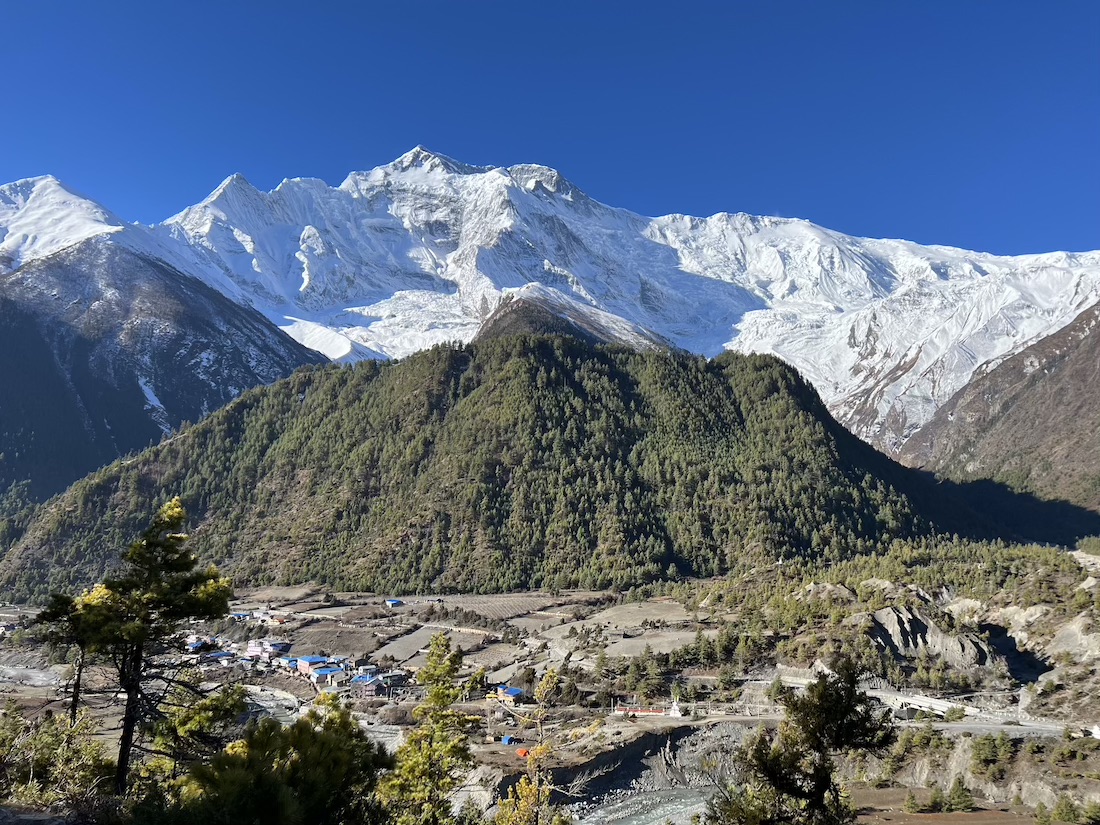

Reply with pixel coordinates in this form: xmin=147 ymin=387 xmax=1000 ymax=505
xmin=573 ymin=788 xmax=709 ymax=825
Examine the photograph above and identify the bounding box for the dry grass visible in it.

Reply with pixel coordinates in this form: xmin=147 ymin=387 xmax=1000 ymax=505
xmin=850 ymin=787 xmax=1033 ymax=825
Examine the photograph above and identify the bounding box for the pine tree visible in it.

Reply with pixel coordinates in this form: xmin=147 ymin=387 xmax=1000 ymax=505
xmin=381 ymin=633 xmax=472 ymax=825
xmin=35 ymin=592 xmax=103 ymax=726
xmin=38 ymin=497 xmax=231 ymax=795
xmin=1053 ymin=795 xmax=1080 ymax=824
xmin=927 ymin=784 xmax=946 ymax=813
xmin=902 ymin=790 xmax=920 ymax=814
xmin=946 ymin=776 xmax=975 ymax=812
xmin=706 ymin=656 xmax=895 ymax=825
xmin=176 ymin=692 xmax=392 ymax=824
xmin=0 ymin=706 xmax=111 ymax=809
xmin=148 ymin=682 xmax=247 ymax=777
xmin=1080 ymin=801 xmax=1100 ymax=825
xmin=494 ymin=774 xmax=569 ymax=825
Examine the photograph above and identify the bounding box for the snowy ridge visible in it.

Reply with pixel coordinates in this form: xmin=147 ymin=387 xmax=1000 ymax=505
xmin=0 ymin=176 xmax=124 ymax=271
xmin=4 ymin=147 xmax=1099 ymax=450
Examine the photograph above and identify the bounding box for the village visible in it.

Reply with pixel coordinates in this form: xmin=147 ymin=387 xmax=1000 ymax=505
xmin=177 ymin=585 xmax=692 ymax=761
xmin=166 ymin=584 xmax=1071 ymax=748
xmin=6 ymin=579 xmax=1100 ymax=822
xmin=3 ymin=583 xmax=1082 ymax=745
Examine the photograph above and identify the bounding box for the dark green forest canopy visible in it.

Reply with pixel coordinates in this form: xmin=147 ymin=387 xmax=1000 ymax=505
xmin=0 ymin=336 xmax=994 ymax=600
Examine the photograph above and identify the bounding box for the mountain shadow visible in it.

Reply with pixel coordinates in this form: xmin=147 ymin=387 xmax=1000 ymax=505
xmin=900 ymin=302 xmax=1100 ymax=518
xmin=819 ymin=400 xmax=1100 ymax=546
xmin=980 ymin=622 xmax=1052 ymax=684
xmin=930 ymin=475 xmax=1100 ymax=547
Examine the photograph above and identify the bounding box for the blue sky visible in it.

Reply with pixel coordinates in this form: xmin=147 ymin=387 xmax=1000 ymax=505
xmin=4 ymin=1 xmax=1097 ymax=254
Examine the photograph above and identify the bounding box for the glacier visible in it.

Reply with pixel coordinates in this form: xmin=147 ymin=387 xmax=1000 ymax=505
xmin=3 ymin=147 xmax=1099 ymax=452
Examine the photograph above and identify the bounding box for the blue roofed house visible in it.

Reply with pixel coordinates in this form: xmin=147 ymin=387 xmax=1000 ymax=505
xmin=297 ymin=655 xmax=329 ymax=677
xmin=310 ymin=667 xmax=348 ymax=687
xmin=496 ymin=685 xmax=524 ymax=705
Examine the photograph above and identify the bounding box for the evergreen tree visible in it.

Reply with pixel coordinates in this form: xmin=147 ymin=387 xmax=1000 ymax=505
xmin=172 ymin=693 xmax=391 ymax=824
xmin=0 ymin=706 xmax=111 ymax=811
xmin=35 ymin=592 xmax=103 ymax=726
xmin=927 ymin=785 xmax=946 ymax=813
xmin=39 ymin=497 xmax=232 ymax=795
xmin=381 ymin=633 xmax=472 ymax=825
xmin=147 ymin=682 xmax=247 ymax=779
xmin=1080 ymin=801 xmax=1100 ymax=825
xmin=1053 ymin=795 xmax=1080 ymax=824
xmin=945 ymin=777 xmax=974 ymax=812
xmin=706 ymin=656 xmax=895 ymax=825
xmin=494 ymin=774 xmax=570 ymax=825
xmin=902 ymin=790 xmax=920 ymax=814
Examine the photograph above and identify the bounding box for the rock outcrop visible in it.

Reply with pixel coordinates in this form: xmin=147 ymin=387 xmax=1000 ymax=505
xmin=868 ymin=606 xmax=993 ymax=668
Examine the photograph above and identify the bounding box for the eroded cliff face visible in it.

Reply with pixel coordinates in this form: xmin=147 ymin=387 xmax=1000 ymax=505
xmin=868 ymin=605 xmax=993 ymax=668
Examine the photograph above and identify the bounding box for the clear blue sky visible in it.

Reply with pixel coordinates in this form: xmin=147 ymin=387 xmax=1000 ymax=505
xmin=4 ymin=1 xmax=1097 ymax=254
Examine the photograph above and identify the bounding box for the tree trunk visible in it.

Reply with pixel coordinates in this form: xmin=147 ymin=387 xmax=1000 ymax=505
xmin=114 ymin=646 xmax=143 ymax=796
xmin=69 ymin=646 xmax=85 ymax=727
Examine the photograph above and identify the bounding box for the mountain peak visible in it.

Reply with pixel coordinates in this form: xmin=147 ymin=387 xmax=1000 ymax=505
xmin=206 ymin=172 xmax=260 ymax=201
xmin=506 ymin=163 xmax=579 ymax=198
xmin=1 ymin=174 xmax=95 ymax=208
xmin=476 ymin=286 xmax=669 ymax=352
xmin=179 ymin=173 xmax=268 ymax=225
xmin=0 ymin=174 xmax=124 ymax=270
xmin=390 ymin=145 xmax=486 ymax=175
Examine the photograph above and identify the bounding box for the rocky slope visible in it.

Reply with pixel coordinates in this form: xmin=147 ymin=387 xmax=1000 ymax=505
xmin=901 ymin=303 xmax=1100 ymax=513
xmin=0 ymin=177 xmax=325 ymax=499
xmin=0 ymin=232 xmax=324 ymax=500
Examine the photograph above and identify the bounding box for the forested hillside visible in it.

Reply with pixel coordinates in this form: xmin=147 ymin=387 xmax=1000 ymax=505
xmin=1 ymin=336 xmax=990 ymax=600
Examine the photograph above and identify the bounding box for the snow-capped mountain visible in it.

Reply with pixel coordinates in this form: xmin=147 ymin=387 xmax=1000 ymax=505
xmin=0 ymin=176 xmax=324 ymax=499
xmin=5 ymin=151 xmax=1099 ymax=453
xmin=150 ymin=148 xmax=1100 ymax=450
